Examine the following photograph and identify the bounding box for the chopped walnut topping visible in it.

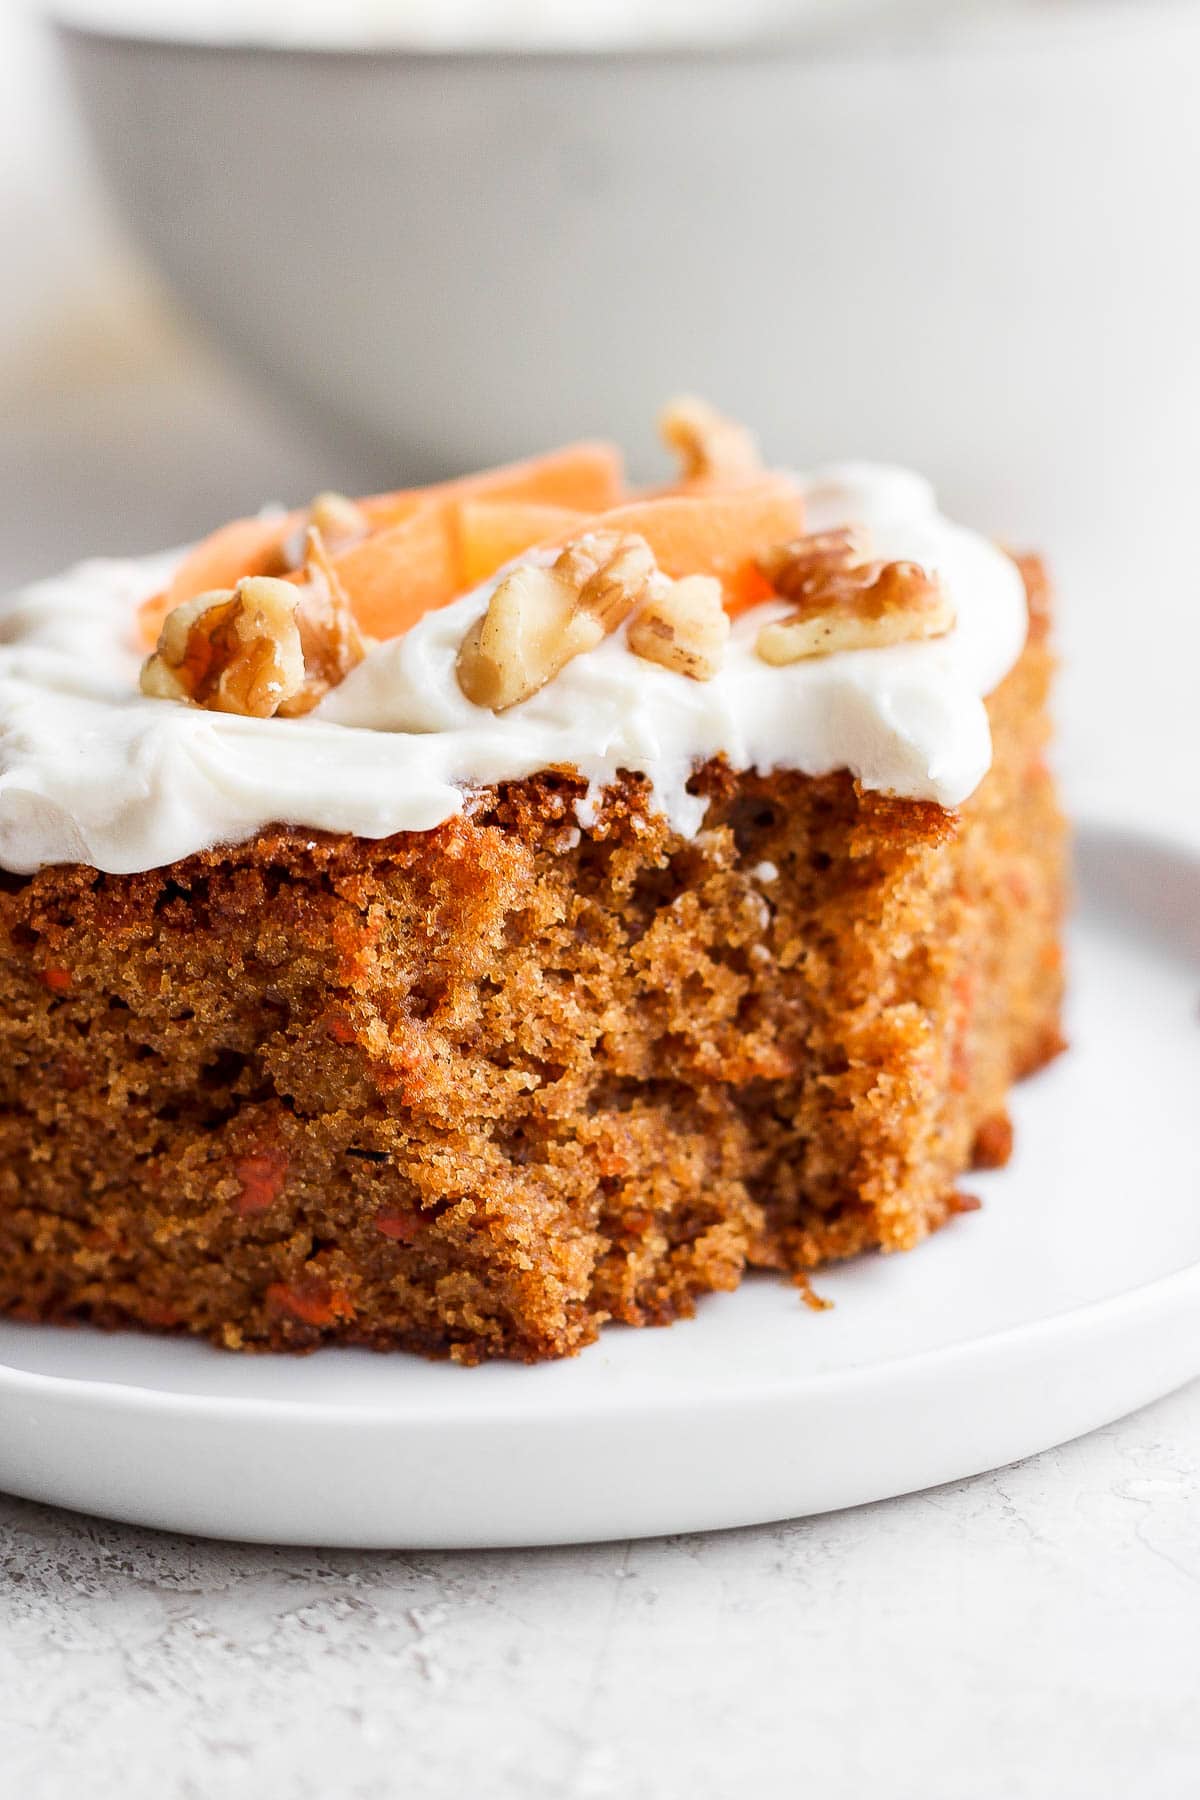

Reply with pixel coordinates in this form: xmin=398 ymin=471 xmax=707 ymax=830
xmin=281 ymin=491 xmax=370 ymax=569
xmin=659 ymin=395 xmax=763 ymax=484
xmin=555 ymin=531 xmax=658 ymax=630
xmin=140 ymin=527 xmax=366 ymax=718
xmin=628 ymin=574 xmax=730 ymax=681
xmin=140 ymin=579 xmax=305 ymax=716
xmin=278 ymin=526 xmax=368 ymax=716
xmin=757 ymin=527 xmax=873 ymax=598
xmin=307 ymin=490 xmax=369 ymax=553
xmin=457 ymin=531 xmax=656 ymax=711
xmin=754 ymin=528 xmax=955 ymax=664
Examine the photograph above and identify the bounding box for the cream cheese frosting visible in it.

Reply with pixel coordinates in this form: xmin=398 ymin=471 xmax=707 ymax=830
xmin=0 ymin=464 xmax=1028 ymax=876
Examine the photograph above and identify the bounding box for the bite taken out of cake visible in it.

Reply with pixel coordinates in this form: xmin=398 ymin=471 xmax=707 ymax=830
xmin=0 ymin=400 xmax=1066 ymax=1361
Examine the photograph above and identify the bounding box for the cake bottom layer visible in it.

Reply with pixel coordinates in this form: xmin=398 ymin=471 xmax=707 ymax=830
xmin=0 ymin=566 xmax=1065 ymax=1362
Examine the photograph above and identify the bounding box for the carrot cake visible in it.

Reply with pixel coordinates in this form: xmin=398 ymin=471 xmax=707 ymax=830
xmin=0 ymin=401 xmax=1066 ymax=1361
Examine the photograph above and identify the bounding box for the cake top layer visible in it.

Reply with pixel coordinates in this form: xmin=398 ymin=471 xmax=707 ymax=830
xmin=0 ymin=405 xmax=1027 ymax=875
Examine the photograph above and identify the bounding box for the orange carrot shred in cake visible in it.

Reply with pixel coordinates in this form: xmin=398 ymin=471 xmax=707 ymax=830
xmin=0 ymin=401 xmax=1066 ymax=1362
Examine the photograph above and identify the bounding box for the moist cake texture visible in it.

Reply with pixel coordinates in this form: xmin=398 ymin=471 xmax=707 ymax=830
xmin=0 ymin=562 xmax=1064 ymax=1360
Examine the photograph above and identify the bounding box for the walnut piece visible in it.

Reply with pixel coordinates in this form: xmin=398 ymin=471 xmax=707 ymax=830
xmin=140 ymin=526 xmax=366 ymax=717
xmin=659 ymin=395 xmax=763 ymax=484
xmin=628 ymin=573 xmax=730 ymax=681
xmin=307 ymin=490 xmax=369 ymax=553
xmin=757 ymin=527 xmax=872 ymax=597
xmin=278 ymin=526 xmax=368 ymax=716
xmin=456 ymin=530 xmax=657 ymax=711
xmin=140 ymin=579 xmax=305 ymax=716
xmin=754 ymin=528 xmax=954 ymax=664
xmin=282 ymin=491 xmax=369 ymax=569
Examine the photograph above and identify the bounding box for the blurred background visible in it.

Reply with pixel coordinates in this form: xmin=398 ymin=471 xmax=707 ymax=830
xmin=3 ymin=0 xmax=1198 ymax=829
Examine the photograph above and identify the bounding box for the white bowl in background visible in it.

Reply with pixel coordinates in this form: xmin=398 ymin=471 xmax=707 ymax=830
xmin=54 ymin=5 xmax=1200 ymax=595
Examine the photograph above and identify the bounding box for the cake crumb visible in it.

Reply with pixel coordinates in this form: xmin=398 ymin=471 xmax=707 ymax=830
xmin=792 ymin=1273 xmax=834 ymax=1313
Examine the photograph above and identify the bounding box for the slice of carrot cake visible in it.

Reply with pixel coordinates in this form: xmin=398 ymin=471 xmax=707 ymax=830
xmin=0 ymin=401 xmax=1066 ymax=1361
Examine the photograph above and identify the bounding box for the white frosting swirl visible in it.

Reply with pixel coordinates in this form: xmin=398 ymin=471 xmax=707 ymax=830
xmin=0 ymin=465 xmax=1027 ymax=876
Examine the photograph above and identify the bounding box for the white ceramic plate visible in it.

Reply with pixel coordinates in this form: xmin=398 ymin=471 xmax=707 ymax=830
xmin=1 ymin=821 xmax=1197 ymax=1548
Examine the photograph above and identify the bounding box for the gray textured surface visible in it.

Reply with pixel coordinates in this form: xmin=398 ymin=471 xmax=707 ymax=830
xmin=3 ymin=1381 xmax=1200 ymax=1800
